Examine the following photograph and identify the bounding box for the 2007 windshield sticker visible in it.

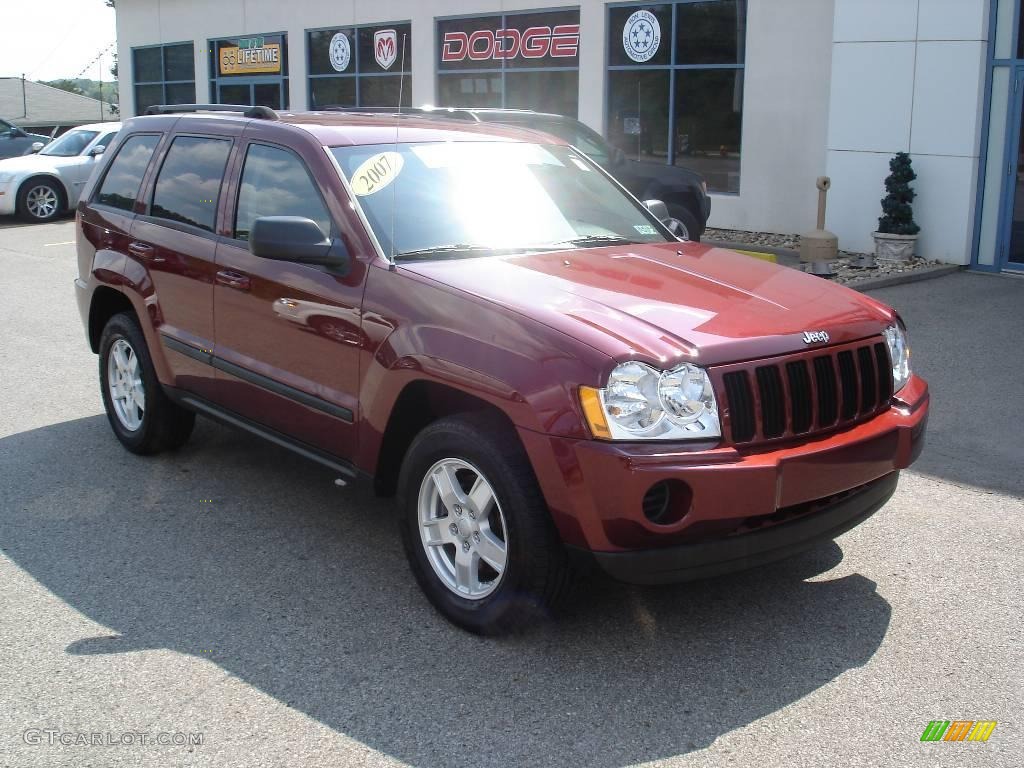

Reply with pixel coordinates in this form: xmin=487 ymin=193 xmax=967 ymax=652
xmin=351 ymin=152 xmax=403 ymax=196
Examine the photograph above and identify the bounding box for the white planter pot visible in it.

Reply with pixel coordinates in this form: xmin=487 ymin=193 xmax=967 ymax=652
xmin=872 ymin=232 xmax=918 ymax=264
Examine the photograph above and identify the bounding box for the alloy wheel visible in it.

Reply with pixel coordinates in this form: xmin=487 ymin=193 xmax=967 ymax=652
xmin=25 ymin=184 xmax=59 ymax=220
xmin=417 ymin=458 xmax=509 ymax=600
xmin=107 ymin=338 xmax=145 ymax=431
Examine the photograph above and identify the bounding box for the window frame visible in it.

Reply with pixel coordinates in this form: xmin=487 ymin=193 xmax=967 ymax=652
xmin=605 ymin=0 xmax=746 ymax=195
xmin=131 ymin=42 xmax=197 ymax=116
xmin=142 ymin=133 xmax=234 ymax=238
xmin=230 ymin=140 xmax=336 ymax=245
xmin=91 ymin=132 xmax=164 ymax=214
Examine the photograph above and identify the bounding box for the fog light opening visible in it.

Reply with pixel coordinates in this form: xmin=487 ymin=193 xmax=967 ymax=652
xmin=641 ymin=480 xmax=692 ymax=526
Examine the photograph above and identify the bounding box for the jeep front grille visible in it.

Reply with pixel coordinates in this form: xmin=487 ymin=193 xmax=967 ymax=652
xmin=715 ymin=338 xmax=892 ymax=446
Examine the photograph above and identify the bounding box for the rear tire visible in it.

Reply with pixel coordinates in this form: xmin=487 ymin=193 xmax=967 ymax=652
xmin=98 ymin=312 xmax=195 ymax=455
xmin=398 ymin=412 xmax=575 ymax=634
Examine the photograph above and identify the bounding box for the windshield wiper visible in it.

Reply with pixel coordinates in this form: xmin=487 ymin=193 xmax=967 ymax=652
xmin=394 ymin=243 xmax=569 ymax=261
xmin=394 ymin=244 xmax=498 ymax=261
xmin=554 ymin=235 xmax=643 ymax=248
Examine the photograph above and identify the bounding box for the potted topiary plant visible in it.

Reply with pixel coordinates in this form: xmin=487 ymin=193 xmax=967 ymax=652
xmin=873 ymin=152 xmax=920 ymax=263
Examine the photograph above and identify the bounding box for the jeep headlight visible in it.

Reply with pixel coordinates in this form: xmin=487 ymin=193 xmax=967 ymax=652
xmin=579 ymin=361 xmax=721 ymax=441
xmin=883 ymin=323 xmax=911 ymax=393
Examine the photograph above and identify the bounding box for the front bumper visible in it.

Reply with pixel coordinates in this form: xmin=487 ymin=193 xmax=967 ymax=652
xmin=519 ymin=375 xmax=928 ymax=581
xmin=573 ymin=472 xmax=898 ymax=584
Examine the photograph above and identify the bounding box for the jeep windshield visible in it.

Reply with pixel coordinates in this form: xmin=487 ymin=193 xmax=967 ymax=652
xmin=330 ymin=142 xmax=671 ymax=260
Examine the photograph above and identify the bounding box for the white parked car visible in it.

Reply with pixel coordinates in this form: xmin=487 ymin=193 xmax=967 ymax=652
xmin=0 ymin=122 xmax=121 ymax=223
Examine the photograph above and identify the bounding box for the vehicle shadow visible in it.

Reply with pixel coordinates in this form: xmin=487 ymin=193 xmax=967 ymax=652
xmin=0 ymin=415 xmax=891 ymax=767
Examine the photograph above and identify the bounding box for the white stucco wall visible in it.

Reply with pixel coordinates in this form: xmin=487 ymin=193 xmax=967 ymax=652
xmin=825 ymin=0 xmax=989 ymax=263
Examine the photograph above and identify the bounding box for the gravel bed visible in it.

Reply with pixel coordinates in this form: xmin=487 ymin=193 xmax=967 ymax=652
xmin=703 ymin=228 xmax=945 ymax=286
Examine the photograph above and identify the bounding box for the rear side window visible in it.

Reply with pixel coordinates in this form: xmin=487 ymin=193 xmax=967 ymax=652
xmin=234 ymin=144 xmax=332 ymax=241
xmin=151 ymin=136 xmax=231 ymax=232
xmin=96 ymin=134 xmax=160 ymax=212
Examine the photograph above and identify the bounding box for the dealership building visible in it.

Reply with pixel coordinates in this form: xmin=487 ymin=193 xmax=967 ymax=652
xmin=116 ymin=1 xmax=1019 ymax=272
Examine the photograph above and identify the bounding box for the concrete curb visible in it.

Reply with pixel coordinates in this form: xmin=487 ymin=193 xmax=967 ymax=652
xmin=842 ymin=264 xmax=962 ymax=292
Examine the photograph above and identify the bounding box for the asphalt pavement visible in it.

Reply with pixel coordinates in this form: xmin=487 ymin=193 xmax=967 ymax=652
xmin=0 ymin=217 xmax=1021 ymax=767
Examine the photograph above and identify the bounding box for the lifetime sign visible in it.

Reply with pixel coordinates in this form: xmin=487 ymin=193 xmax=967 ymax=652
xmin=219 ymin=36 xmax=282 ymax=75
xmin=441 ymin=24 xmax=579 ymax=62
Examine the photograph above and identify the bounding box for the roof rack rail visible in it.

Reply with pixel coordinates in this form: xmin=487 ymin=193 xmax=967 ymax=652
xmin=144 ymin=104 xmax=279 ymax=120
xmin=318 ymin=105 xmax=479 ymax=121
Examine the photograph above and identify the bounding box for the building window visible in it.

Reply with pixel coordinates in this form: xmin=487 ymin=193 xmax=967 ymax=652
xmin=307 ymin=23 xmax=411 ymax=109
xmin=209 ymin=34 xmax=289 ymax=110
xmin=607 ymin=1 xmax=746 ymax=193
xmin=132 ymin=43 xmax=196 ymax=115
xmin=436 ymin=10 xmax=581 ymax=117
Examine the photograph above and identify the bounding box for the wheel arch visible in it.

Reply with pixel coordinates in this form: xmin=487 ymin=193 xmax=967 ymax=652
xmin=88 ymin=285 xmax=138 ymax=353
xmin=372 ymin=379 xmax=521 ymax=498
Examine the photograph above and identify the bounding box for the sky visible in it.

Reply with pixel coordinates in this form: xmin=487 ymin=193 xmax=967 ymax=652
xmin=0 ymin=0 xmax=117 ymax=82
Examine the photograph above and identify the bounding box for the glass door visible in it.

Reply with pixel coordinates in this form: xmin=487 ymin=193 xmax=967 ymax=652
xmin=1000 ymin=67 xmax=1024 ymax=270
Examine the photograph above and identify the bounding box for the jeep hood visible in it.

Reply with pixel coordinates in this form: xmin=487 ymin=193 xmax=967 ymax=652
xmin=399 ymin=242 xmax=895 ymax=367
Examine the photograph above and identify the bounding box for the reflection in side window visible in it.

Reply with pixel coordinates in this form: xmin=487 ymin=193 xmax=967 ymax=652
xmin=151 ymin=136 xmax=231 ymax=232
xmin=234 ymin=144 xmax=332 ymax=241
xmin=96 ymin=134 xmax=160 ymax=212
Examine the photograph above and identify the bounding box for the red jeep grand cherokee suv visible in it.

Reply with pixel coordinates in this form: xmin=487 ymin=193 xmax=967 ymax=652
xmin=74 ymin=105 xmax=928 ymax=634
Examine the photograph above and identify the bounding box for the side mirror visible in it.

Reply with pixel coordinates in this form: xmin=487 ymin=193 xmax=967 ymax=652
xmin=643 ymin=199 xmax=670 ymax=222
xmin=249 ymin=216 xmax=349 ymax=272
xmin=30 ymin=141 xmax=44 ymax=154
xmin=644 ymin=199 xmax=689 ymax=239
xmin=88 ymin=145 xmax=106 ymax=157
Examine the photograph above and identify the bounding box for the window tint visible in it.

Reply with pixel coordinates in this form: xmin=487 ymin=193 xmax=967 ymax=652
xmin=234 ymin=144 xmax=331 ymax=241
xmin=96 ymin=134 xmax=160 ymax=211
xmin=151 ymin=136 xmax=231 ymax=232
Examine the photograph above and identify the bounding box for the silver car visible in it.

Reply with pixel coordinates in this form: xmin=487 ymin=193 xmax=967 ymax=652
xmin=0 ymin=122 xmax=121 ymax=223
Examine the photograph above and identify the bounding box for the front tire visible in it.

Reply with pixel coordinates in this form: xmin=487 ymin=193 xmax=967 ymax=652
xmin=667 ymin=205 xmax=701 ymax=243
xmin=99 ymin=312 xmax=195 ymax=455
xmin=17 ymin=178 xmax=63 ymax=223
xmin=398 ymin=413 xmax=574 ymax=634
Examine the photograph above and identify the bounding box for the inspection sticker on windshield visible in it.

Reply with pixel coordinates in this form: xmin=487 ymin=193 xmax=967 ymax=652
xmin=350 ymin=151 xmax=403 ymax=196
xmin=634 ymin=224 xmax=657 ymax=235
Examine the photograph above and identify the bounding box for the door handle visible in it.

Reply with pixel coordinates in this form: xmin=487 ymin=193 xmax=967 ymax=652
xmin=216 ymin=269 xmax=251 ymax=291
xmin=128 ymin=241 xmax=153 ymax=256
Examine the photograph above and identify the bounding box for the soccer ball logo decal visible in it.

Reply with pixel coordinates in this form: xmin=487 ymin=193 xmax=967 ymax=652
xmin=623 ymin=10 xmax=661 ymax=63
xmin=329 ymin=32 xmax=351 ymax=72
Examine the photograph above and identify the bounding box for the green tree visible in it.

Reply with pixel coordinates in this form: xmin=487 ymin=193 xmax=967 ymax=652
xmin=877 ymin=152 xmax=920 ymax=236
